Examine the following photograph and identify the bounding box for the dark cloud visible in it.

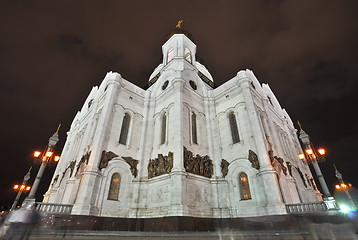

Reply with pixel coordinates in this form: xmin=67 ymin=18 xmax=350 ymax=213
xmin=0 ymin=0 xmax=357 ymax=207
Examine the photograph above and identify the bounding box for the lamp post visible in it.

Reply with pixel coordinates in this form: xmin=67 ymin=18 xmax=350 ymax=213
xmin=334 ymin=164 xmax=356 ymax=212
xmin=297 ymin=122 xmax=337 ymax=210
xmin=10 ymin=167 xmax=32 ymax=210
xmin=24 ymin=125 xmax=61 ymax=205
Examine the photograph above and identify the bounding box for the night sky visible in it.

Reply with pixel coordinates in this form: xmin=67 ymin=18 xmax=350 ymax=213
xmin=1 ymin=1 xmax=357 ymax=208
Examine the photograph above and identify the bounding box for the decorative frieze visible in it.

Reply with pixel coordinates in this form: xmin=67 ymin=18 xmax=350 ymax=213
xmin=184 ymin=147 xmax=213 ymax=178
xmin=122 ymin=157 xmax=139 ymax=178
xmin=148 ymin=152 xmax=173 ymax=179
xmin=99 ymin=151 xmax=118 ymax=169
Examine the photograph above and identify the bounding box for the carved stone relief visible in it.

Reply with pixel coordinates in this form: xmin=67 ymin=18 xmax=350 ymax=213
xmin=99 ymin=150 xmax=139 ymax=177
xmin=99 ymin=151 xmax=118 ymax=169
xmin=148 ymin=152 xmax=173 ymax=178
xmin=305 ymin=173 xmax=312 ymax=187
xmin=248 ymin=150 xmax=260 ymax=170
xmin=221 ymin=159 xmax=229 ymax=178
xmin=268 ymin=150 xmax=287 ymax=175
xmin=286 ymin=162 xmax=293 ymax=176
xmin=295 ymin=167 xmax=307 ymax=188
xmin=184 ymin=147 xmax=213 ymax=178
xmin=122 ymin=157 xmax=138 ymax=178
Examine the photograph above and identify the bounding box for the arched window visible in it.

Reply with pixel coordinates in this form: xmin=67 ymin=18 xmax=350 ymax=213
xmin=108 ymin=173 xmax=120 ymax=200
xmin=167 ymin=48 xmax=174 ymax=63
xmin=229 ymin=112 xmax=240 ymax=144
xmin=238 ymin=172 xmax=251 ymax=200
xmin=191 ymin=112 xmax=198 ymax=144
xmin=184 ymin=48 xmax=191 ymax=63
xmin=119 ymin=113 xmax=130 ymax=145
xmin=161 ymin=113 xmax=167 ymax=144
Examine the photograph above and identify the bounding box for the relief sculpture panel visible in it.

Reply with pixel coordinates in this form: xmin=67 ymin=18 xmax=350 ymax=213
xmin=184 ymin=147 xmax=213 ymax=178
xmin=148 ymin=152 xmax=173 ymax=178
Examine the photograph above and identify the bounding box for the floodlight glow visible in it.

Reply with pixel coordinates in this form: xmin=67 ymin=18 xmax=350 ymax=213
xmin=340 ymin=204 xmax=350 ymax=214
xmin=54 ymin=156 xmax=60 ymax=162
xmin=298 ymin=153 xmax=305 ymax=160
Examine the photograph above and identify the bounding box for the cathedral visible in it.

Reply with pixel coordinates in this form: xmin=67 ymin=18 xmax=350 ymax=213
xmin=43 ymin=28 xmax=322 ymax=219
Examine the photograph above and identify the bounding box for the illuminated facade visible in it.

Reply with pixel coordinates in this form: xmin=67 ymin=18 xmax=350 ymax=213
xmin=44 ymin=31 xmax=321 ymax=218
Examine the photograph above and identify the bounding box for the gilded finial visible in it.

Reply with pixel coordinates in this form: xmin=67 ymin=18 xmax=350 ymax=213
xmin=27 ymin=166 xmax=32 ymax=174
xmin=56 ymin=124 xmax=61 ymax=133
xmin=297 ymin=121 xmax=302 ymax=131
xmin=176 ymin=20 xmax=183 ymax=28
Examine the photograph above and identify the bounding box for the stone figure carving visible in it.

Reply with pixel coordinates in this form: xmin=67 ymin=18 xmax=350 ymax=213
xmin=74 ymin=150 xmax=91 ymax=176
xmin=268 ymin=150 xmax=287 ymax=175
xmin=248 ymin=150 xmax=260 ymax=170
xmin=122 ymin=157 xmax=139 ymax=178
xmin=295 ymin=167 xmax=307 ymax=188
xmin=148 ymin=152 xmax=173 ymax=178
xmin=67 ymin=160 xmax=76 ymax=177
xmin=286 ymin=162 xmax=293 ymax=176
xmin=184 ymin=147 xmax=213 ymax=178
xmin=305 ymin=173 xmax=312 ymax=187
xmin=99 ymin=151 xmax=118 ymax=169
xmin=221 ymin=159 xmax=229 ymax=178
xmin=310 ymin=178 xmax=318 ymax=191
xmin=51 ymin=174 xmax=59 ymax=188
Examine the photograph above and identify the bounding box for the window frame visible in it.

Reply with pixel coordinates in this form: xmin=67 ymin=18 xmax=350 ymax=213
xmin=107 ymin=173 xmax=121 ymax=201
xmin=160 ymin=112 xmax=167 ymax=145
xmin=191 ymin=112 xmax=198 ymax=144
xmin=119 ymin=113 xmax=131 ymax=145
xmin=238 ymin=172 xmax=252 ymax=200
xmin=228 ymin=112 xmax=240 ymax=144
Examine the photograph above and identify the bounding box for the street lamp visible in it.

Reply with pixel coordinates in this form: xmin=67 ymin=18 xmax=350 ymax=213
xmin=10 ymin=167 xmax=32 ymax=210
xmin=23 ymin=125 xmax=61 ymax=205
xmin=334 ymin=164 xmax=356 ymax=213
xmin=297 ymin=121 xmax=337 ymax=210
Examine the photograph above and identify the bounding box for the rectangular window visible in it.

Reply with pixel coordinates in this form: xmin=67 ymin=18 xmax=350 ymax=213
xmin=119 ymin=113 xmax=130 ymax=145
xmin=161 ymin=113 xmax=166 ymax=144
xmin=229 ymin=112 xmax=240 ymax=144
xmin=192 ymin=112 xmax=198 ymax=144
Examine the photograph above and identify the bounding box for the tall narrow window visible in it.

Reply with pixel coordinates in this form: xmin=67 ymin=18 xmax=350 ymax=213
xmin=239 ymin=172 xmax=251 ymax=200
xmin=191 ymin=112 xmax=197 ymax=144
xmin=184 ymin=48 xmax=191 ymax=63
xmin=229 ymin=112 xmax=240 ymax=143
xmin=161 ymin=113 xmax=167 ymax=144
xmin=119 ymin=113 xmax=130 ymax=145
xmin=167 ymin=48 xmax=174 ymax=63
xmin=108 ymin=173 xmax=120 ymax=200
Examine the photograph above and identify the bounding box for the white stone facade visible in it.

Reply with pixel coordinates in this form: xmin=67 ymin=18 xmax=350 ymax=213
xmin=43 ymin=33 xmax=321 ymax=218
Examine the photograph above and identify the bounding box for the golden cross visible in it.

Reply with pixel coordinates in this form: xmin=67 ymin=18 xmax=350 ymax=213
xmin=176 ymin=20 xmax=183 ymax=28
